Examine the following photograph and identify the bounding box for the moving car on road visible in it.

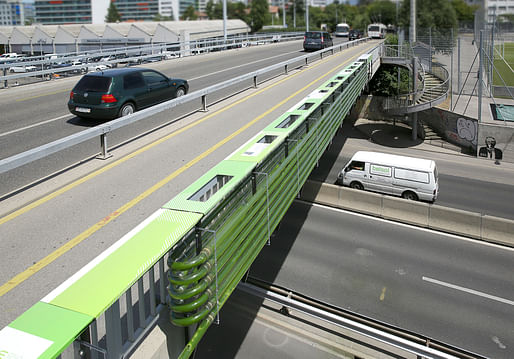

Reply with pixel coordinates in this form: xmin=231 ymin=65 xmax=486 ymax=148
xmin=68 ymin=67 xmax=188 ymax=120
xmin=334 ymin=23 xmax=350 ymax=37
xmin=303 ymin=31 xmax=333 ymax=52
xmin=336 ymin=151 xmax=439 ymax=202
xmin=348 ymin=29 xmax=363 ymax=41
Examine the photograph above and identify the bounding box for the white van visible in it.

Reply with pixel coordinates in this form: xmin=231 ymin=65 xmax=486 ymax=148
xmin=367 ymin=23 xmax=387 ymax=39
xmin=336 ymin=151 xmax=439 ymax=202
xmin=334 ymin=23 xmax=350 ymax=37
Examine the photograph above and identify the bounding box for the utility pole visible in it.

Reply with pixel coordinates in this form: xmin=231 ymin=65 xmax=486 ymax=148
xmin=306 ymin=0 xmax=309 ymax=31
xmin=410 ymin=0 xmax=416 ymax=42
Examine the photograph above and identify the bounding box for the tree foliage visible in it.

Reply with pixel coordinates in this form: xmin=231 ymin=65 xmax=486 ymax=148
xmin=105 ymin=2 xmax=121 ymax=23
xmin=249 ymin=0 xmax=269 ymax=32
xmin=369 ymin=64 xmax=410 ymax=96
xmin=181 ymin=5 xmax=198 ymax=20
xmin=205 ymin=0 xmax=248 ymax=23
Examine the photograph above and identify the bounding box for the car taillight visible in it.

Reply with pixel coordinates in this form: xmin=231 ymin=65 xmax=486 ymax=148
xmin=101 ymin=94 xmax=117 ymax=103
xmin=70 ymin=91 xmax=74 ymax=100
xmin=321 ymin=37 xmax=324 ymax=42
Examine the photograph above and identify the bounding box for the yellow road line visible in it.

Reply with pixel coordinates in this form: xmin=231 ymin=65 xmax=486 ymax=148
xmin=0 ymin=46 xmax=373 ymax=296
xmin=380 ymin=287 xmax=387 ymax=301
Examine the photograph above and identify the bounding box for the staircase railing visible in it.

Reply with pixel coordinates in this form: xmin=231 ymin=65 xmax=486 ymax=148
xmin=382 ymin=44 xmax=449 ymax=112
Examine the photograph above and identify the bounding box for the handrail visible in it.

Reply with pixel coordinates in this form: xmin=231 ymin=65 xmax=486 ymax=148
xmin=0 ymin=37 xmax=370 ymax=175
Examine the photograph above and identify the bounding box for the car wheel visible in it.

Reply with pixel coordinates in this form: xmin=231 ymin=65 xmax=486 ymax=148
xmin=402 ymin=191 xmax=418 ymax=201
xmin=176 ymin=87 xmax=186 ymax=97
xmin=350 ymin=182 xmax=363 ymax=190
xmin=119 ymin=102 xmax=135 ymax=117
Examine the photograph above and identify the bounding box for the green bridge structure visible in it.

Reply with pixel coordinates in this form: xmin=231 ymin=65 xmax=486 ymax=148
xmin=0 ymin=43 xmax=450 ymax=359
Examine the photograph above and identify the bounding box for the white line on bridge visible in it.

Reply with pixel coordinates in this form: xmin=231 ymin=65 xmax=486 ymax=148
xmin=422 ymin=276 xmax=514 ymax=306
xmin=0 ymin=114 xmax=73 ymax=138
xmin=189 ymin=49 xmax=303 ymax=81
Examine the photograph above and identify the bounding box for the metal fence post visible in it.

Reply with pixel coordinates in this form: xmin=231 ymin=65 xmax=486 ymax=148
xmin=97 ymin=133 xmax=113 ymax=160
xmin=105 ymin=300 xmax=123 ymax=359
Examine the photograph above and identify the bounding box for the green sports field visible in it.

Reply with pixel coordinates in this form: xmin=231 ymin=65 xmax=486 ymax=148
xmin=493 ymin=42 xmax=514 ymax=86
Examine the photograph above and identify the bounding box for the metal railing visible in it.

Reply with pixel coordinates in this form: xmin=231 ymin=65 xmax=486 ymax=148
xmin=0 ymin=37 xmax=370 ymax=175
xmin=0 ymin=33 xmax=305 ymax=88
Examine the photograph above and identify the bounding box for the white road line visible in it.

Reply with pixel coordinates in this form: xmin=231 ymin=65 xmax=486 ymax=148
xmin=0 ymin=114 xmax=73 ymax=138
xmin=422 ymin=276 xmax=514 ymax=306
xmin=189 ymin=49 xmax=302 ymax=81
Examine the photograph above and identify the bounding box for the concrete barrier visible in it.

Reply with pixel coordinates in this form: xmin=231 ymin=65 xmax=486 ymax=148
xmin=481 ymin=215 xmax=514 ymax=246
xmin=301 ymin=180 xmax=514 ymax=247
xmin=428 ymin=205 xmax=482 ymax=239
xmin=338 ymin=186 xmax=382 ymax=216
xmin=381 ymin=195 xmax=430 ymax=227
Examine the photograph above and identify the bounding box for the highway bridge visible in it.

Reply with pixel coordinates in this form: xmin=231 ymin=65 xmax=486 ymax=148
xmin=0 ymin=37 xmax=513 ymax=359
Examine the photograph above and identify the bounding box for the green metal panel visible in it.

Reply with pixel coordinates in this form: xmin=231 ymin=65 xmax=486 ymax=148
xmin=47 ymin=209 xmax=201 ymax=318
xmin=0 ymin=301 xmax=92 ymax=359
xmin=163 ymin=160 xmax=255 ymax=215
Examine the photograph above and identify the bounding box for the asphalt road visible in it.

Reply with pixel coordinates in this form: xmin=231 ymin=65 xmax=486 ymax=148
xmin=246 ymin=200 xmax=514 ymax=359
xmin=0 ymin=38 xmax=351 ymax=196
xmin=308 ymin=116 xmax=514 ymax=220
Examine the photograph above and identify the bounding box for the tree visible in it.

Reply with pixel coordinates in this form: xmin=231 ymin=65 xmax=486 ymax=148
xmin=105 ymin=1 xmax=121 ymax=23
xmin=181 ymin=5 xmax=198 ymax=20
xmin=398 ymin=0 xmax=457 ymax=41
xmin=451 ymin=0 xmax=478 ymax=23
xmin=367 ymin=0 xmax=396 ymax=26
xmin=153 ymin=13 xmax=173 ymax=21
xmin=249 ymin=0 xmax=269 ymax=32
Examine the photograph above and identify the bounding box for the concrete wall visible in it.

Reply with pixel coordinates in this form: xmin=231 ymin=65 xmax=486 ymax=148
xmin=301 ymin=180 xmax=514 ymax=247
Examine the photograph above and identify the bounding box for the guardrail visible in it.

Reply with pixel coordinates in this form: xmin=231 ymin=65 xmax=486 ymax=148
xmin=0 ymin=48 xmax=374 ymax=359
xmin=0 ymin=37 xmax=371 ymax=175
xmin=0 ymin=32 xmax=305 ymax=88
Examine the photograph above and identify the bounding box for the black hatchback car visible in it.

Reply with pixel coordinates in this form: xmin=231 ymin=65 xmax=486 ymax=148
xmin=303 ymin=31 xmax=333 ymax=52
xmin=68 ymin=68 xmax=188 ymax=120
xmin=349 ymin=29 xmax=363 ymax=41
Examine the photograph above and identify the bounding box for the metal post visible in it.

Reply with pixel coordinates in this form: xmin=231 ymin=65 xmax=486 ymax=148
xmin=306 ymin=0 xmax=309 ymax=32
xmin=126 ymin=290 xmax=135 ymax=342
xmin=458 ymin=37 xmax=461 ymax=94
xmin=478 ymin=31 xmax=483 ymax=123
xmin=489 ymin=19 xmax=494 ymax=97
xmin=412 ymin=112 xmax=418 ymax=141
xmin=223 ymin=0 xmax=227 ymax=43
xmin=97 ymin=133 xmax=112 ymax=160
xmin=283 ymin=0 xmax=286 ymax=28
xmin=450 ymin=28 xmax=453 ymax=110
xmin=410 ymin=0 xmax=416 ymax=43
xmin=201 ymin=95 xmax=207 ymax=112
xmin=105 ymin=300 xmax=123 ymax=359
xmin=138 ymin=278 xmax=146 ymax=328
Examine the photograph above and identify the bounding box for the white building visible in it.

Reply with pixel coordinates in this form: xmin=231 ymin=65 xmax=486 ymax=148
xmin=485 ymin=0 xmax=514 ymax=22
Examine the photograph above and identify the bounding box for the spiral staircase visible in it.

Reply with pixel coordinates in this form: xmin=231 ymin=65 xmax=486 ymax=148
xmin=380 ymin=43 xmax=450 ymax=115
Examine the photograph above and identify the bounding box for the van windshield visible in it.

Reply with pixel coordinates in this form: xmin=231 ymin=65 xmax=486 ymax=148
xmin=369 ymin=26 xmax=379 ymax=32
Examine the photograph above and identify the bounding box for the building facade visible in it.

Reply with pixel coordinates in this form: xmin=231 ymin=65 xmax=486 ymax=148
xmin=35 ymin=0 xmax=92 ymax=24
xmin=485 ymin=0 xmax=514 ymax=22
xmin=0 ymin=0 xmax=32 ymax=25
xmin=34 ymin=0 xmax=179 ymax=25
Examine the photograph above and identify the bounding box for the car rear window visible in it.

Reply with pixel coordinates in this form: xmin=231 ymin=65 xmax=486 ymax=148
xmin=305 ymin=32 xmax=321 ymax=39
xmin=75 ymin=76 xmax=111 ymax=92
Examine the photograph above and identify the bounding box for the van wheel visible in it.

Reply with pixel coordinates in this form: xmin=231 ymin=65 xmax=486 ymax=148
xmin=402 ymin=191 xmax=418 ymax=201
xmin=350 ymin=182 xmax=363 ymax=190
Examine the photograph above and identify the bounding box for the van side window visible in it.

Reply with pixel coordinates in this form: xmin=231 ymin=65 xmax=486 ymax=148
xmin=370 ymin=164 xmax=391 ymax=177
xmin=349 ymin=161 xmax=365 ymax=171
xmin=394 ymin=168 xmax=429 ymax=183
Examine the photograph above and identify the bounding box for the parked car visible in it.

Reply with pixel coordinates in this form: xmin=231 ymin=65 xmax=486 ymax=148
xmin=303 ymin=31 xmax=333 ymax=52
xmin=9 ymin=65 xmax=37 ymax=73
xmin=68 ymin=67 xmax=188 ymax=120
xmin=348 ymin=29 xmax=363 ymax=41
